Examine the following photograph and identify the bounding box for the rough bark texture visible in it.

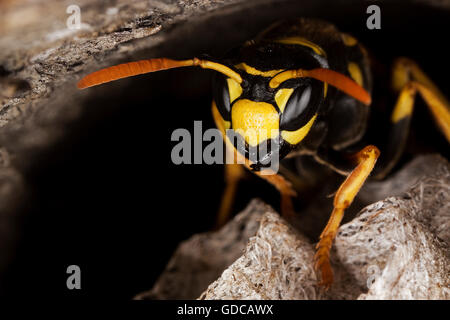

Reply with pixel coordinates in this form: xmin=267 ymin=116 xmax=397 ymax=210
xmin=138 ymin=155 xmax=450 ymax=300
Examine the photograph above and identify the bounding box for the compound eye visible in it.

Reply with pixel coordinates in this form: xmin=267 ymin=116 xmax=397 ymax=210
xmin=280 ymin=85 xmax=314 ymax=131
xmin=212 ymin=73 xmax=231 ymax=121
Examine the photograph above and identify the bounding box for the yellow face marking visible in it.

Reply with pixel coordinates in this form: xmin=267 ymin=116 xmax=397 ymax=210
xmin=212 ymin=101 xmax=253 ymax=168
xmin=275 ymin=37 xmax=327 ymax=57
xmin=235 ymin=63 xmax=284 ymax=77
xmin=281 ymin=114 xmax=317 ymax=145
xmin=227 ymin=78 xmax=243 ymax=103
xmin=341 ymin=33 xmax=358 ymax=46
xmin=231 ymin=99 xmax=279 ymax=146
xmin=348 ymin=62 xmax=363 ymax=87
xmin=275 ymin=88 xmax=294 ymax=112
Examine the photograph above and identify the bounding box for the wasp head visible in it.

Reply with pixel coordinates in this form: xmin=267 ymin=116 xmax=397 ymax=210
xmin=212 ymin=63 xmax=324 ymax=171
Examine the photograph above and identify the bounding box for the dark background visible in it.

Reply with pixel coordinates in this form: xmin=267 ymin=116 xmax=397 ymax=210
xmin=2 ymin=1 xmax=449 ymax=299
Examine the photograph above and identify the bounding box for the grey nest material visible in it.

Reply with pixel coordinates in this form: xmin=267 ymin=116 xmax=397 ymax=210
xmin=137 ymin=154 xmax=450 ymax=300
xmin=199 ymin=211 xmax=321 ymax=300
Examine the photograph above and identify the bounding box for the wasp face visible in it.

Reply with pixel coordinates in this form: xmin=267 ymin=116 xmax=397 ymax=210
xmin=212 ymin=67 xmax=324 ymax=171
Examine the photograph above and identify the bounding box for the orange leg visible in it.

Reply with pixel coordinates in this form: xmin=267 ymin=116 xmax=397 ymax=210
xmin=314 ymin=145 xmax=380 ymax=289
xmin=214 ymin=162 xmax=296 ymax=227
xmin=252 ymin=170 xmax=297 ymax=219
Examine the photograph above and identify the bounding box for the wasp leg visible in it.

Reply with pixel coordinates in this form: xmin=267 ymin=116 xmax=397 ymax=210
xmin=314 ymin=145 xmax=380 ymax=289
xmin=212 ymin=104 xmax=246 ymax=228
xmin=215 ymin=164 xmax=245 ymax=228
xmin=215 ymin=152 xmax=297 ymax=226
xmin=376 ymin=58 xmax=450 ymax=178
xmin=251 ymin=170 xmax=298 ymax=219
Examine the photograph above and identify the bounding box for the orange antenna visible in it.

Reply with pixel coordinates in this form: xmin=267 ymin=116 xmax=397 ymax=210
xmin=77 ymin=57 xmax=242 ymax=89
xmin=269 ymin=68 xmax=371 ymax=105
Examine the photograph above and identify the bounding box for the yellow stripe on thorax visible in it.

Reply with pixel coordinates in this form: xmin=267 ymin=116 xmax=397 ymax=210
xmin=274 ymin=37 xmax=327 ymax=57
xmin=348 ymin=62 xmax=363 ymax=87
xmin=391 ymin=85 xmax=415 ymax=123
xmin=235 ymin=63 xmax=284 ymax=77
xmin=340 ymin=33 xmax=358 ymax=46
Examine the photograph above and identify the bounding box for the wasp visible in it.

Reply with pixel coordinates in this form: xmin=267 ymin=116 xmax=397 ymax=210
xmin=77 ymin=18 xmax=450 ymax=288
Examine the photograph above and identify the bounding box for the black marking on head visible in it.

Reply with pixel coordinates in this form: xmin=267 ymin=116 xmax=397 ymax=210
xmin=231 ymin=42 xmax=324 ymax=72
xmin=280 ymin=79 xmax=323 ymax=131
xmin=212 ymin=73 xmax=231 ymax=121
